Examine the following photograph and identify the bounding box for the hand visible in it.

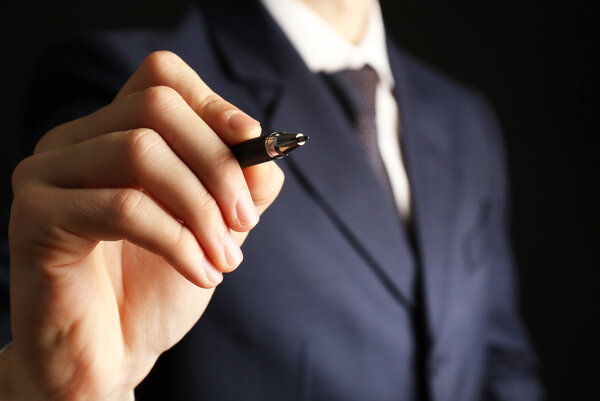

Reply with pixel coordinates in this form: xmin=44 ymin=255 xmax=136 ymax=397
xmin=2 ymin=51 xmax=284 ymax=401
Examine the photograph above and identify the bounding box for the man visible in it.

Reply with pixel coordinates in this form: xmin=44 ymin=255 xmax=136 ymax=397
xmin=0 ymin=0 xmax=543 ymax=400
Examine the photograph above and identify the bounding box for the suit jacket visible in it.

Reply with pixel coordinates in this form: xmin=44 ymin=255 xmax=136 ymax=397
xmin=0 ymin=1 xmax=543 ymax=400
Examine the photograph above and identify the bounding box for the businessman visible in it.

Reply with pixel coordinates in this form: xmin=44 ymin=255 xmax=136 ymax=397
xmin=0 ymin=0 xmax=543 ymax=400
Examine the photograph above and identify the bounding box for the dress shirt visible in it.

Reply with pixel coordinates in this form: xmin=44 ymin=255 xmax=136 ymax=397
xmin=261 ymin=0 xmax=411 ymax=221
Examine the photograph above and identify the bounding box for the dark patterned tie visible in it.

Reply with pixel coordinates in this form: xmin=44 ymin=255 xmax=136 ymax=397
xmin=326 ymin=65 xmax=389 ymax=185
xmin=328 ymin=66 xmax=429 ymax=400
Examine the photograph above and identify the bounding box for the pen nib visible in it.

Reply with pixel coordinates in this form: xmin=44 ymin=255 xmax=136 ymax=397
xmin=297 ymin=135 xmax=308 ymax=145
xmin=273 ymin=132 xmax=309 ymax=156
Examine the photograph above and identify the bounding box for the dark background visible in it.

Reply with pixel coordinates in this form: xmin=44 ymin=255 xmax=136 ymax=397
xmin=1 ymin=0 xmax=597 ymax=399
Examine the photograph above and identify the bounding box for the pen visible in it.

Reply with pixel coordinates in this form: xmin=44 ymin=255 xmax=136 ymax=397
xmin=230 ymin=131 xmax=309 ymax=167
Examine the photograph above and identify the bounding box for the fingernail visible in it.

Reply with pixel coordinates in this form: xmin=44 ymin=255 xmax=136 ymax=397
xmin=205 ymin=262 xmax=223 ymax=286
xmin=236 ymin=189 xmax=259 ymax=228
xmin=224 ymin=233 xmax=243 ymax=268
xmin=227 ymin=110 xmax=260 ymax=133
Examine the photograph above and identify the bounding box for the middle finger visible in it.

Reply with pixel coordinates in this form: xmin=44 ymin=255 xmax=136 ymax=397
xmin=41 ymin=85 xmax=259 ymax=232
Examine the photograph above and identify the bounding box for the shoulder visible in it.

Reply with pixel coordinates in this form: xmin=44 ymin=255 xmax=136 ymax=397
xmin=390 ymin=44 xmax=497 ymax=129
xmin=388 ymin=43 xmax=509 ymax=197
xmin=25 ymin=5 xmax=222 ymax=146
xmin=80 ymin=6 xmax=217 ymax=73
xmin=393 ymin=43 xmax=504 ymax=149
xmin=41 ymin=5 xmax=215 ymax=80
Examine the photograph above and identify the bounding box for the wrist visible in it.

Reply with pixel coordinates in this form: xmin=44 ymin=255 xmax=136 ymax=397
xmin=0 ymin=342 xmax=135 ymax=401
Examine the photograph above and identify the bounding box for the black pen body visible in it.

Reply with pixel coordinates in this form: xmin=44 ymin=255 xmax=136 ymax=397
xmin=230 ymin=135 xmax=273 ymax=167
xmin=230 ymin=132 xmax=308 ymax=167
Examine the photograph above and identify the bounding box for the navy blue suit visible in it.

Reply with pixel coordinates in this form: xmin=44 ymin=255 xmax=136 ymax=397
xmin=1 ymin=1 xmax=543 ymax=399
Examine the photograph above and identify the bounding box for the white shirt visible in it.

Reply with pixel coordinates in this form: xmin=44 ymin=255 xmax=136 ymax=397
xmin=261 ymin=0 xmax=411 ymax=221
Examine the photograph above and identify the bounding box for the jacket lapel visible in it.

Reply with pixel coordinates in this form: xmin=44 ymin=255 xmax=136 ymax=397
xmin=388 ymin=45 xmax=458 ymax=337
xmin=204 ymin=0 xmax=417 ymax=308
xmin=271 ymin=76 xmax=417 ymax=308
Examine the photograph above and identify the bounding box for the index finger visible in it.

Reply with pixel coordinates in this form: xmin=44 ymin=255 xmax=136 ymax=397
xmin=117 ymin=51 xmax=284 ymax=219
xmin=115 ymin=51 xmax=283 ymax=220
xmin=116 ymin=51 xmax=261 ymax=145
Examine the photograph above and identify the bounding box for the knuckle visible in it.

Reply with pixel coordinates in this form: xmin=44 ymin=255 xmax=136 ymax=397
xmin=143 ymin=50 xmax=183 ymax=79
xmin=34 ymin=119 xmax=78 ymax=154
xmin=9 ymin=185 xmax=46 ymax=227
xmin=140 ymin=85 xmax=184 ymax=115
xmin=212 ymin=151 xmax=243 ymax=198
xmin=172 ymin=224 xmax=192 ymax=253
xmin=213 ymin=149 xmax=240 ymax=180
xmin=169 ymin=226 xmax=211 ymax=288
xmin=11 ymin=155 xmax=37 ymax=190
xmin=122 ymin=128 xmax=163 ymax=169
xmin=111 ymin=188 xmax=145 ymax=222
xmin=34 ymin=125 xmax=61 ymax=153
xmin=11 ymin=184 xmax=39 ymax=211
xmin=195 ymin=92 xmax=228 ymax=113
xmin=196 ymin=191 xmax=220 ymax=222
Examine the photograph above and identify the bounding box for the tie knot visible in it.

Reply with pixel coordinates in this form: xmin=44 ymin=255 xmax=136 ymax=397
xmin=327 ymin=65 xmax=380 ymax=117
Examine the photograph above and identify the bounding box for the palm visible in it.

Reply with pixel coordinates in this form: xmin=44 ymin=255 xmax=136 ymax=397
xmin=120 ymin=240 xmax=214 ymax=349
xmin=31 ymin=239 xmax=216 ymax=398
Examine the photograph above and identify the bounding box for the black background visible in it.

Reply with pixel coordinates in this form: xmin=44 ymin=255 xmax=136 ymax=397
xmin=1 ymin=1 xmax=597 ymax=399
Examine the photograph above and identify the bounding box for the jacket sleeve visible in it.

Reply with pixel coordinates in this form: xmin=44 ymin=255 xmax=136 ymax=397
xmin=477 ymin=97 xmax=545 ymax=401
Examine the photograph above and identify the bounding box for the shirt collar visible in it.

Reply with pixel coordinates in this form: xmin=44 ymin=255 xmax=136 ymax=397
xmin=261 ymin=0 xmax=395 ymax=89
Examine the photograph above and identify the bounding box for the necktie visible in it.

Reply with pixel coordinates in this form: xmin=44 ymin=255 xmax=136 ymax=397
xmin=327 ymin=67 xmax=430 ymax=399
xmin=326 ymin=65 xmax=389 ymax=186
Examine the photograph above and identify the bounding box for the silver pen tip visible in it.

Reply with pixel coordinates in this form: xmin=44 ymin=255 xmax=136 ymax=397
xmin=296 ymin=134 xmax=309 ymax=145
